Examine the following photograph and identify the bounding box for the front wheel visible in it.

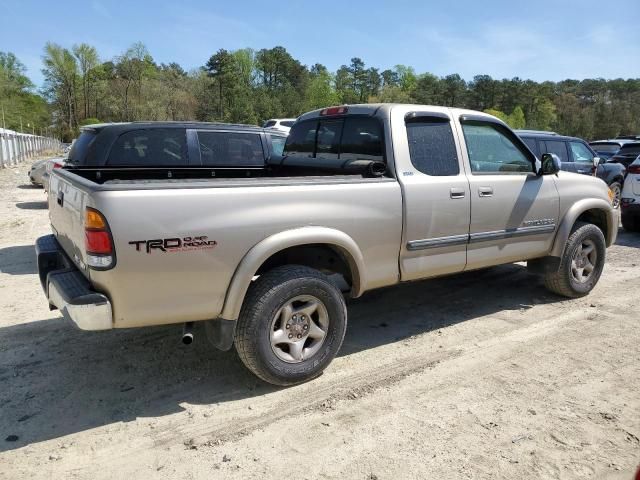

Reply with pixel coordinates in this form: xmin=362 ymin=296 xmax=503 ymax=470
xmin=609 ymin=181 xmax=622 ymax=209
xmin=235 ymin=265 xmax=347 ymax=386
xmin=543 ymin=222 xmax=606 ymax=298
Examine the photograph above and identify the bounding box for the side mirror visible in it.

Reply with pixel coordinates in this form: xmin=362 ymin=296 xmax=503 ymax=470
xmin=539 ymin=153 xmax=561 ymax=176
xmin=593 ymin=156 xmax=601 ymax=168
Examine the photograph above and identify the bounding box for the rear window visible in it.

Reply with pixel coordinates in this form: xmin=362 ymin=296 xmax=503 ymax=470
xmin=589 ymin=143 xmax=620 ymax=154
xmin=284 ymin=117 xmax=383 ymax=162
xmin=197 ymin=131 xmax=264 ymax=166
xmin=618 ymin=143 xmax=640 ymax=156
xmin=281 ymin=120 xmax=295 ymax=127
xmin=107 ymin=129 xmax=187 ymax=166
xmin=67 ymin=131 xmax=96 ymax=165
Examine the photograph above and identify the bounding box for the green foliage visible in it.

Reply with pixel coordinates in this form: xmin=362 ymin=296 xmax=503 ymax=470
xmin=79 ymin=117 xmax=100 ymax=126
xmin=6 ymin=43 xmax=640 ymax=142
xmin=0 ymin=51 xmax=49 ymax=132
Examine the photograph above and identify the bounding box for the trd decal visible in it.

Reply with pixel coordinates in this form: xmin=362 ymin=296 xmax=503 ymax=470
xmin=129 ymin=236 xmax=218 ymax=254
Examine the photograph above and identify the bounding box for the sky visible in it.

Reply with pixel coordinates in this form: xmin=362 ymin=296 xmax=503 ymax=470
xmin=1 ymin=0 xmax=639 ymax=89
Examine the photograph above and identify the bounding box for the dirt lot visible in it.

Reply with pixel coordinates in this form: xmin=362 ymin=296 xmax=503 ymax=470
xmin=0 ymin=164 xmax=638 ymax=480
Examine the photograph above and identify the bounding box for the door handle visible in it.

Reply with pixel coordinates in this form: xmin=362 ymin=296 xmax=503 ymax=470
xmin=478 ymin=187 xmax=493 ymax=197
xmin=450 ymin=188 xmax=465 ymax=199
xmin=57 ymin=191 xmax=64 ymax=206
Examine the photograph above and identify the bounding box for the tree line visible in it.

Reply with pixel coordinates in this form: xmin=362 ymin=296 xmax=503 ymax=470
xmin=1 ymin=42 xmax=639 ymax=142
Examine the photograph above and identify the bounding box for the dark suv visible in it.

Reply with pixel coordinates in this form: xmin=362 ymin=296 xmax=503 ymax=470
xmin=517 ymin=130 xmax=626 ymax=207
xmin=65 ymin=122 xmax=288 ymax=182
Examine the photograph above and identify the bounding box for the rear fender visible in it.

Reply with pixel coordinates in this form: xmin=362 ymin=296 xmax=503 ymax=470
xmin=220 ymin=227 xmax=366 ymax=321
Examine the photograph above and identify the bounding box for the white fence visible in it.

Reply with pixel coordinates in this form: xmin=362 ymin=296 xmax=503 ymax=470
xmin=0 ymin=130 xmax=63 ymax=168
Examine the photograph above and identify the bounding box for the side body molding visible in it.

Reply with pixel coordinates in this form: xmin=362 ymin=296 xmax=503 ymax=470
xmin=220 ymin=227 xmax=366 ymax=321
xmin=550 ymin=198 xmax=618 ymax=258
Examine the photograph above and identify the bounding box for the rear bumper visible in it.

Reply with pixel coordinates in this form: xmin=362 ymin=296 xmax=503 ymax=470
xmin=36 ymin=235 xmax=113 ymax=330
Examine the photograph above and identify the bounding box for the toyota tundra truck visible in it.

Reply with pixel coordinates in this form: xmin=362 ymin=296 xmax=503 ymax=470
xmin=37 ymin=106 xmax=619 ymax=385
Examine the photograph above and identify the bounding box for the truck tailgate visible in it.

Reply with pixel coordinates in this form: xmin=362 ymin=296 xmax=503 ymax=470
xmin=48 ymin=171 xmax=90 ymax=274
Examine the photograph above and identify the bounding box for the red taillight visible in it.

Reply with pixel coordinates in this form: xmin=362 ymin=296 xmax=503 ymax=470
xmin=53 ymin=162 xmax=63 ymax=169
xmin=85 ymin=230 xmax=112 ymax=254
xmin=627 ymin=164 xmax=640 ymax=174
xmin=320 ymin=106 xmax=348 ymax=116
xmin=84 ymin=208 xmax=114 ymax=268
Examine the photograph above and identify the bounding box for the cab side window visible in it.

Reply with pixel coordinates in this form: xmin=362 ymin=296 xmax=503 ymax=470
xmin=461 ymin=122 xmax=533 ymax=174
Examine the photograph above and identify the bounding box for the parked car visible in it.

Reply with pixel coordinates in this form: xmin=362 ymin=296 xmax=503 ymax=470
xmin=37 ymin=104 xmax=618 ymax=386
xmin=620 ymin=155 xmax=640 ymax=232
xmin=607 ymin=142 xmax=640 ymax=169
xmin=262 ymin=118 xmax=296 ymax=133
xmin=588 ymin=139 xmax=633 ymax=160
xmin=518 ymin=131 xmax=625 ymax=207
xmin=42 ymin=158 xmax=67 ymax=192
xmin=28 ymin=158 xmax=50 ymax=186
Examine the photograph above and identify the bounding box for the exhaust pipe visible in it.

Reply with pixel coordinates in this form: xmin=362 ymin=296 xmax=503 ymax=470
xmin=182 ymin=322 xmax=194 ymax=345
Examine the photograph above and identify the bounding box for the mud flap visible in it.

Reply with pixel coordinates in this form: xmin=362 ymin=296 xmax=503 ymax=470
xmin=204 ymin=318 xmax=236 ymax=351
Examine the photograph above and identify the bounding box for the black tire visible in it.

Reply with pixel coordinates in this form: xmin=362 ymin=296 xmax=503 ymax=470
xmin=544 ymin=222 xmax=606 ymax=298
xmin=609 ymin=181 xmax=622 ymax=209
xmin=235 ymin=265 xmax=347 ymax=386
xmin=621 ymin=213 xmax=640 ymax=232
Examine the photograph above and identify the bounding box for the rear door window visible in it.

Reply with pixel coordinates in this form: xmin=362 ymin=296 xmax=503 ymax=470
xmin=107 ymin=129 xmax=187 ymax=166
xmin=197 ymin=131 xmax=264 ymax=166
xmin=544 ymin=140 xmax=570 ymax=163
xmin=281 ymin=120 xmax=295 ymax=127
xmin=406 ymin=119 xmax=459 ymax=176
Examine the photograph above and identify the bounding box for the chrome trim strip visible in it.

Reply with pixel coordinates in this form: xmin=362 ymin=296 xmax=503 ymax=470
xmin=407 ymin=234 xmax=470 ymax=251
xmin=469 ymin=224 xmax=556 ymax=243
xmin=407 ymin=224 xmax=556 ymax=251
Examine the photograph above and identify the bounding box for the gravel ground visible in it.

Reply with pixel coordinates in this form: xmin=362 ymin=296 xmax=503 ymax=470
xmin=0 ymin=163 xmax=638 ymax=479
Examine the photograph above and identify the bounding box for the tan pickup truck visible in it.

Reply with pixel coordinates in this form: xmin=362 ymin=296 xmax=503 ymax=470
xmin=37 ymin=106 xmax=618 ymax=385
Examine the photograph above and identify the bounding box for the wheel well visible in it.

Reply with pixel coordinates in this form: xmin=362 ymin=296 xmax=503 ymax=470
xmin=576 ymin=209 xmax=608 ymax=239
xmin=255 ymin=244 xmax=356 ymax=293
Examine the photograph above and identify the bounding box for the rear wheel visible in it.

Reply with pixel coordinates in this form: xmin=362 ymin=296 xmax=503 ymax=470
xmin=235 ymin=265 xmax=347 ymax=386
xmin=544 ymin=222 xmax=606 ymax=298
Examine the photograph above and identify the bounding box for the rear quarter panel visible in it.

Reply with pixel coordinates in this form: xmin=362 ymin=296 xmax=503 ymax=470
xmin=88 ymin=179 xmax=402 ymax=328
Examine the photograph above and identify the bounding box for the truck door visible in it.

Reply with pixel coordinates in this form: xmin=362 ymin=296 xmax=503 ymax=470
xmin=397 ymin=111 xmax=471 ymax=281
xmin=457 ymin=116 xmax=560 ymax=270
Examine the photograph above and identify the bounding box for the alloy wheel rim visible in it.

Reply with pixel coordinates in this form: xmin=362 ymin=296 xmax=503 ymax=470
xmin=269 ymin=295 xmax=329 ymax=363
xmin=571 ymin=239 xmax=597 ymax=284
